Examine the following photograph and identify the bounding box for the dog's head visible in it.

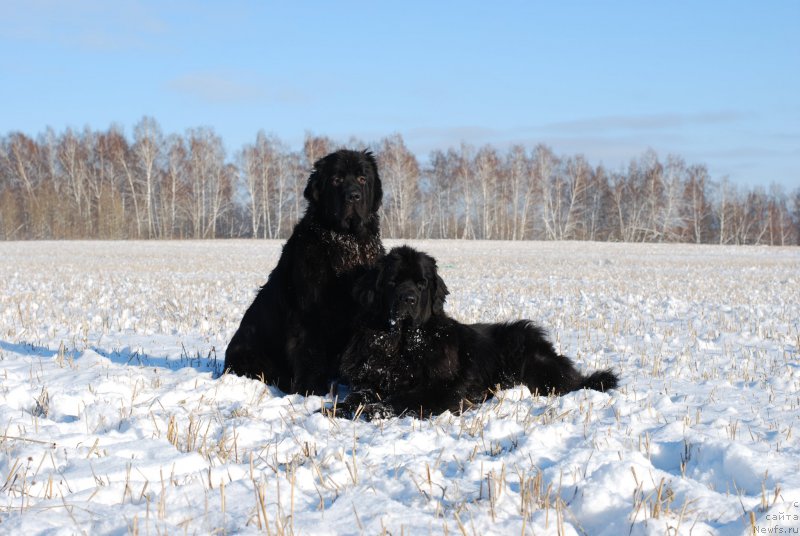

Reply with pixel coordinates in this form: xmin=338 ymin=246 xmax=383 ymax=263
xmin=354 ymin=246 xmax=449 ymax=329
xmin=304 ymin=149 xmax=382 ymax=235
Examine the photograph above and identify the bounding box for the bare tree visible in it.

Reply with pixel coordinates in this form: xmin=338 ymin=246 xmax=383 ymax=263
xmin=473 ymin=145 xmax=501 ymax=239
xmin=183 ymin=127 xmax=230 ymax=238
xmin=268 ymin=142 xmax=292 ymax=239
xmin=86 ymin=128 xmax=118 ymax=237
xmin=278 ymin=149 xmax=304 ymax=235
xmin=240 ymin=132 xmax=297 ymax=239
xmin=681 ymin=164 xmax=711 ymax=243
xmin=453 ymin=145 xmax=477 ymax=239
xmin=713 ymin=176 xmax=734 ymax=245
xmin=610 ymin=157 xmax=655 ymax=242
xmin=537 ymin=145 xmax=566 ymax=240
xmin=506 ymin=145 xmax=536 ymax=240
xmin=163 ymin=134 xmax=188 ymax=238
xmin=426 ymin=149 xmax=458 ymax=239
xmin=793 ymin=190 xmax=800 ymax=246
xmin=240 ymin=133 xmax=268 ymax=238
xmin=766 ymin=184 xmax=793 ymax=246
xmin=583 ymin=164 xmax=612 ymax=241
xmin=132 ymin=117 xmax=164 ymax=238
xmin=110 ymin=129 xmax=145 ymax=237
xmin=0 ymin=132 xmax=48 ymax=237
xmin=658 ymin=155 xmax=686 ymax=242
xmin=561 ymin=155 xmax=590 ymax=239
xmin=56 ymin=128 xmax=94 ymax=236
xmin=377 ymin=134 xmax=421 ymax=238
xmin=636 ymin=150 xmax=663 ymax=242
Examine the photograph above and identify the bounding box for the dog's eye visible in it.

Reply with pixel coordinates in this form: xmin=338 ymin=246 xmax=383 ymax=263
xmin=357 ymin=176 xmax=366 ymax=185
xmin=417 ymin=279 xmax=427 ymax=290
xmin=332 ymin=176 xmax=343 ymax=186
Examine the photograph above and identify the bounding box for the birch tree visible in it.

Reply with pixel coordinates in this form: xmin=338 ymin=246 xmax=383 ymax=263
xmin=378 ymin=134 xmax=420 ymax=238
xmin=132 ymin=117 xmax=164 ymax=238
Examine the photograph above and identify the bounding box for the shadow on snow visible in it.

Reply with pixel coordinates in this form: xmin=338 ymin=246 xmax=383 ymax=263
xmin=0 ymin=339 xmax=225 ymax=377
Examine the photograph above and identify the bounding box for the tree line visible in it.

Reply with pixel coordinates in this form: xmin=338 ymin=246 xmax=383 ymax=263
xmin=1 ymin=117 xmax=798 ymax=244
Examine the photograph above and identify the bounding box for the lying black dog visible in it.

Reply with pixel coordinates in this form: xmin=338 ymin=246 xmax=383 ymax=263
xmin=339 ymin=246 xmax=618 ymax=418
xmin=225 ymin=149 xmax=384 ymax=394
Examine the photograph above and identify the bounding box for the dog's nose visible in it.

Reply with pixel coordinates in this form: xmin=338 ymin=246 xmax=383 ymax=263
xmin=346 ymin=190 xmax=362 ymax=203
xmin=401 ymin=293 xmax=417 ymax=306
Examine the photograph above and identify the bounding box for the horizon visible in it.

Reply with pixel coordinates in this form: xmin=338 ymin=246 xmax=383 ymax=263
xmin=2 ymin=1 xmax=798 ymax=189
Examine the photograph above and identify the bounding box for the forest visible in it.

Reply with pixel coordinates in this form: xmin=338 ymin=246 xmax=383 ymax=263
xmin=1 ymin=117 xmax=798 ymax=244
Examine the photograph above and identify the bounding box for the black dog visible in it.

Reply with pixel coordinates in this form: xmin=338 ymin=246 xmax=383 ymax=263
xmin=225 ymin=149 xmax=384 ymax=394
xmin=339 ymin=246 xmax=618 ymax=418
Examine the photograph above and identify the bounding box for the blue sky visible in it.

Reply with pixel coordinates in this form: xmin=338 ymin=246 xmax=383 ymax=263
xmin=1 ymin=1 xmax=798 ymax=188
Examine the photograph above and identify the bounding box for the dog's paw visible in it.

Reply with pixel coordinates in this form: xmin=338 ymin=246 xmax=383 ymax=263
xmin=357 ymin=401 xmax=397 ymax=420
xmin=334 ymin=390 xmax=396 ymax=420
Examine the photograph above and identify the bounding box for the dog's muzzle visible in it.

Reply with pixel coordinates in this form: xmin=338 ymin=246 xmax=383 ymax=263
xmin=345 ymin=188 xmax=362 ymax=204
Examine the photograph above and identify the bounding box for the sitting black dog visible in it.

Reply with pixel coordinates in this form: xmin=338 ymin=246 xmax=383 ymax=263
xmin=339 ymin=246 xmax=618 ymax=418
xmin=225 ymin=149 xmax=384 ymax=394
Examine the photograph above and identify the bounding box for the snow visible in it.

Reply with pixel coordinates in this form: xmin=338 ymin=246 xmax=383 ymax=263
xmin=1 ymin=239 xmax=799 ymax=535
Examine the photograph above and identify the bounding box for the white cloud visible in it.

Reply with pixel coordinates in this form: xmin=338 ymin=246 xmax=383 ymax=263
xmin=165 ymin=72 xmax=309 ymax=106
xmin=166 ymin=73 xmax=265 ymax=104
xmin=0 ymin=0 xmax=168 ymax=51
xmin=541 ymin=111 xmax=748 ymax=133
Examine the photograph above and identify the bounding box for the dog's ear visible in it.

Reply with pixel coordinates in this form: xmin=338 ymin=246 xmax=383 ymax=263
xmin=363 ymin=150 xmax=382 ymax=212
xmin=303 ymin=167 xmax=321 ymax=204
xmin=305 ymin=153 xmax=332 ymax=204
xmin=353 ymin=265 xmax=382 ymax=313
xmin=431 ymin=274 xmax=449 ymax=315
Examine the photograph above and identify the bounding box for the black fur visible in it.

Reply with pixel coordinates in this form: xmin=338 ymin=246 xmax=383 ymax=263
xmin=339 ymin=246 xmax=619 ymax=418
xmin=225 ymin=149 xmax=384 ymax=394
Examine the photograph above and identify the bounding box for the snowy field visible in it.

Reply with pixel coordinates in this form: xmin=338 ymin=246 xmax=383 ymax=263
xmin=1 ymin=239 xmax=799 ymax=535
